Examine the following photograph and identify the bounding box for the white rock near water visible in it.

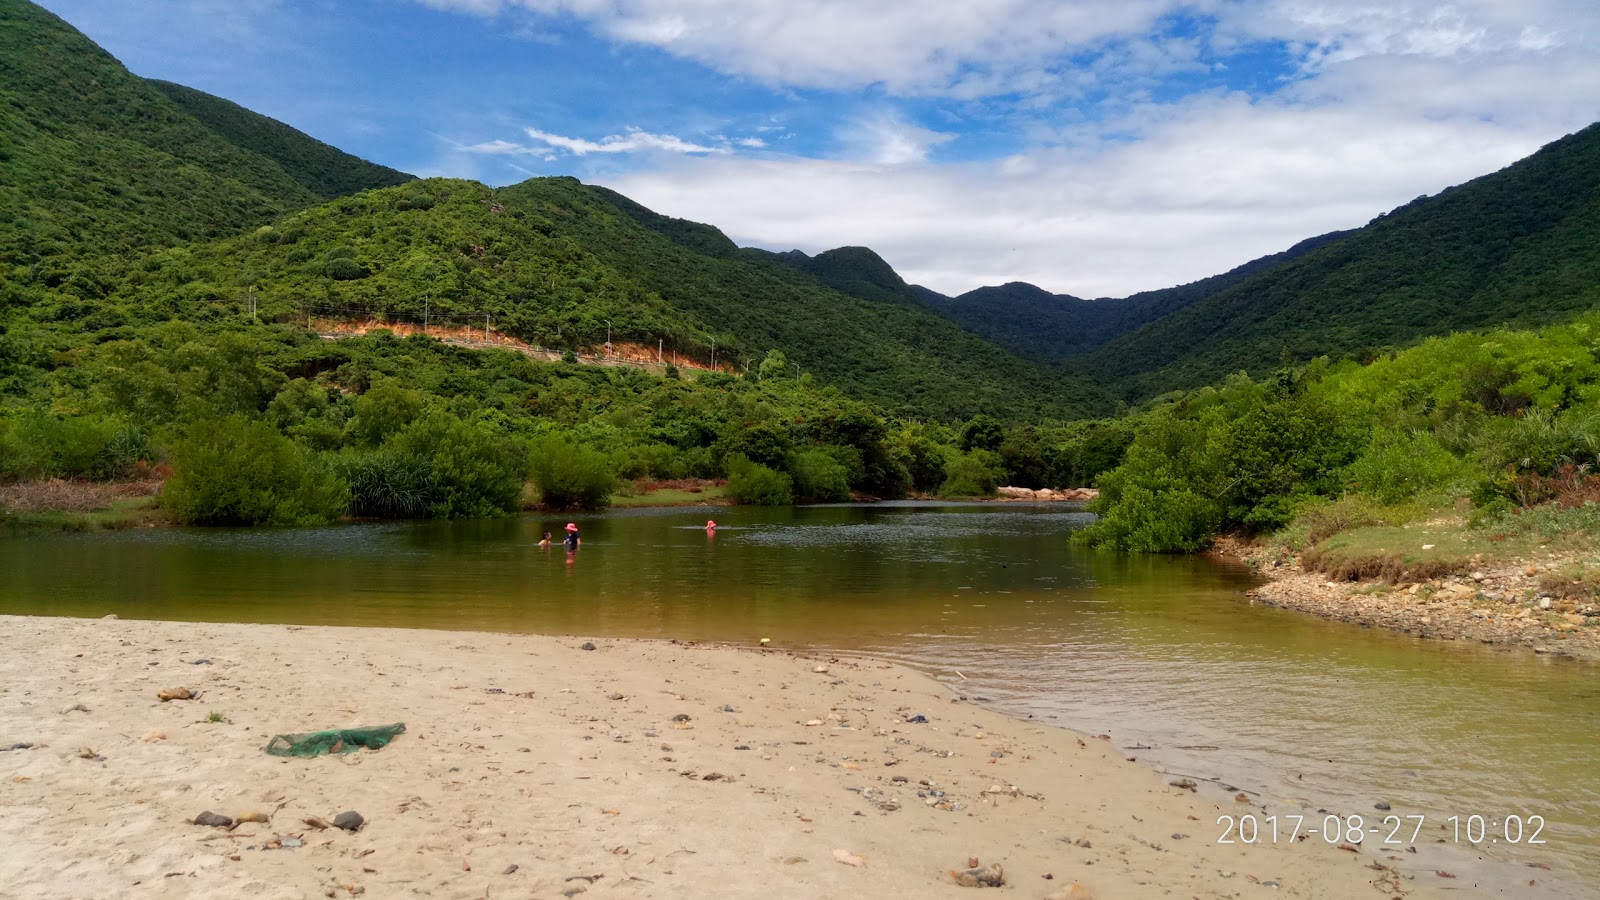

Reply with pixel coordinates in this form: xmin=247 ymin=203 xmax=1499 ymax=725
xmin=995 ymin=486 xmax=1098 ymax=501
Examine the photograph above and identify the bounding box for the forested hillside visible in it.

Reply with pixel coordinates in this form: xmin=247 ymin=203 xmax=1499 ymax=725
xmin=519 ymin=179 xmax=1106 ymax=420
xmin=150 ymin=81 xmax=412 ymax=200
xmin=0 ymin=0 xmax=408 ymax=282
xmin=1077 ymin=124 xmax=1600 ymax=399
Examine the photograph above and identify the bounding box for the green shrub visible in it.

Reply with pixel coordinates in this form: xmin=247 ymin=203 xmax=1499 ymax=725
xmin=726 ymin=453 xmax=792 ymax=505
xmin=789 ymin=448 xmax=851 ymax=502
xmin=939 ymin=449 xmax=1005 ymax=498
xmin=347 ymin=382 xmax=425 ymax=447
xmin=1276 ymin=494 xmax=1392 ymax=549
xmin=960 ymin=415 xmax=1004 ymax=452
xmin=1078 ymin=486 xmax=1221 ymax=552
xmin=1346 ymin=429 xmax=1474 ymax=504
xmin=529 ymin=435 xmax=615 ymax=510
xmin=163 ymin=416 xmax=347 ymax=525
xmin=896 ymin=430 xmax=948 ymax=493
xmin=388 ymin=414 xmax=526 ymax=518
xmin=0 ymin=413 xmax=150 ymax=481
xmin=395 ymin=189 xmax=436 ymax=211
xmin=340 ymin=448 xmax=434 ymax=518
xmin=322 ymin=257 xmax=367 ymax=280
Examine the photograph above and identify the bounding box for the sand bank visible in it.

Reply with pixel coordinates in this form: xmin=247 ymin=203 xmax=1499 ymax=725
xmin=1215 ymin=540 xmax=1600 ymax=663
xmin=1 ymin=616 xmax=1476 ymax=899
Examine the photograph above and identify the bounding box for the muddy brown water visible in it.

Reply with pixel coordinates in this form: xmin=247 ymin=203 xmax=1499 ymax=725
xmin=2 ymin=503 xmax=1595 ymax=895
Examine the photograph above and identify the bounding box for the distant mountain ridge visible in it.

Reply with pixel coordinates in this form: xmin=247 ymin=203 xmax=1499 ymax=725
xmin=1074 ymin=122 xmax=1600 ymax=398
xmin=874 ymin=229 xmax=1354 ymax=363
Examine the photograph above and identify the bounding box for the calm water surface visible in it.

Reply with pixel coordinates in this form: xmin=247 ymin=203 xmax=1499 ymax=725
xmin=2 ymin=504 xmax=1595 ymax=893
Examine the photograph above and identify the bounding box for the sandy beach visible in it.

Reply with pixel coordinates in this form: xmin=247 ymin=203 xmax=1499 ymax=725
xmin=1 ymin=615 xmax=1482 ymax=900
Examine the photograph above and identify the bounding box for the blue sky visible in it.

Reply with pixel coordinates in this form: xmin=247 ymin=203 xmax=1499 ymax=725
xmin=38 ymin=0 xmax=1600 ymax=297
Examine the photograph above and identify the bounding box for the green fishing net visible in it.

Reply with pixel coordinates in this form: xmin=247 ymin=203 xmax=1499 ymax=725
xmin=263 ymin=723 xmax=406 ymax=757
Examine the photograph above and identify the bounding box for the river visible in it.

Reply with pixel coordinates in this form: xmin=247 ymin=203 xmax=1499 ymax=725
xmin=2 ymin=502 xmax=1594 ymax=893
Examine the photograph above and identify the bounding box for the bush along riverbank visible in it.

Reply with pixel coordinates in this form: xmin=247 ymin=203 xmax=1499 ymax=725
xmin=1 ymin=327 xmax=1115 ymax=528
xmin=1070 ymin=314 xmax=1600 ymax=656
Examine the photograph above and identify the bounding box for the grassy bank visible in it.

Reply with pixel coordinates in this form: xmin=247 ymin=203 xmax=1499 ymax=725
xmin=0 ymin=480 xmax=171 ymax=531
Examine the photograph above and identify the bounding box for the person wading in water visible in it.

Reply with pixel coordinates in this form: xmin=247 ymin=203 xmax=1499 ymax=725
xmin=563 ymin=522 xmax=580 ymax=551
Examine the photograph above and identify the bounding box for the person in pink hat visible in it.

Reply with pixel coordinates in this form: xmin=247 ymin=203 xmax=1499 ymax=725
xmin=705 ymin=519 xmax=717 ymax=532
xmin=563 ymin=522 xmax=580 ymax=551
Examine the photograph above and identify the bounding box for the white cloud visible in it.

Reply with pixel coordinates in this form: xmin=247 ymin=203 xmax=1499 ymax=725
xmin=604 ymin=90 xmax=1582 ymax=297
xmin=418 ymin=0 xmax=1189 ymax=94
xmin=428 ymin=0 xmax=1596 ymax=297
xmin=465 ymin=126 xmax=733 ymax=156
xmin=837 ymin=114 xmax=956 ymax=165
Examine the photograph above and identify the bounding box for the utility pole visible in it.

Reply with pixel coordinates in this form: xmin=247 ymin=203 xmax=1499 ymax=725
xmin=794 ymin=362 xmax=801 ymax=379
xmin=706 ymin=333 xmax=716 ymax=369
xmin=658 ymin=338 xmax=663 ymax=364
xmin=605 ymin=320 xmax=612 ymax=356
xmin=485 ymin=314 xmax=491 ymax=343
xmin=424 ymin=296 xmax=430 ymax=334
xmin=248 ymin=285 xmax=257 ymax=323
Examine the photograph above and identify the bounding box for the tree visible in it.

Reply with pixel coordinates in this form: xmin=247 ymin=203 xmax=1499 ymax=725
xmin=758 ymin=349 xmax=791 ymax=381
xmin=960 ymin=414 xmax=1004 ymax=452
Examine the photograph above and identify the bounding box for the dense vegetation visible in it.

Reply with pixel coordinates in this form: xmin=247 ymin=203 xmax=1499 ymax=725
xmin=0 ymin=316 xmax=1100 ymax=526
xmin=8 ymin=0 xmax=1600 ymax=544
xmin=0 ymin=0 xmax=407 ymax=283
xmin=150 ymin=81 xmax=412 ymax=200
xmin=523 ymin=179 xmax=1107 ymax=420
xmin=1074 ymin=124 xmax=1600 ymax=399
xmin=1080 ymin=315 xmax=1600 ymax=553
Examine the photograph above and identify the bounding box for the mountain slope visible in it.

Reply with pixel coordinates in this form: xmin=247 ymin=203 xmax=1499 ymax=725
xmin=44 ymin=176 xmax=1107 ymax=421
xmin=0 ymin=0 xmax=404 ymax=280
xmin=912 ymin=229 xmax=1354 ymax=363
xmin=150 ymin=81 xmax=412 ymax=200
xmin=1078 ymin=123 xmax=1600 ymax=399
xmin=510 ymin=179 xmax=1108 ymax=419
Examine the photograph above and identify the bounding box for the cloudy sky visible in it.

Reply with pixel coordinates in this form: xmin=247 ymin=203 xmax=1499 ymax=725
xmin=39 ymin=1 xmax=1600 ymax=297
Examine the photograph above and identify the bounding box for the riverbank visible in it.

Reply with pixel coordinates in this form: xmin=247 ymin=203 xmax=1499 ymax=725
xmin=0 ymin=479 xmax=169 ymax=532
xmin=1216 ymin=535 xmax=1600 ymax=662
xmin=0 ymin=616 xmax=1470 ymax=900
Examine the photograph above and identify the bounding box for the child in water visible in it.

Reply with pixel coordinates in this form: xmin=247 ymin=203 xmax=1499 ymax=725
xmin=563 ymin=522 xmax=580 ymax=550
xmin=538 ymin=531 xmax=552 ymax=548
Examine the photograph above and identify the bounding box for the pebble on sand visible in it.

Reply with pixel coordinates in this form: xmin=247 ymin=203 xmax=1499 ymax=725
xmin=950 ymin=862 xmax=1005 ymax=887
xmin=832 ymin=848 xmax=866 ymax=867
xmin=332 ymin=811 xmax=365 ymax=832
xmin=192 ymin=811 xmax=234 ymax=828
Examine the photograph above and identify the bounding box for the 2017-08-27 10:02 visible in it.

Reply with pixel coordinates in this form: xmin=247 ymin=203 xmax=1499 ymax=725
xmin=1216 ymin=814 xmax=1548 ymax=845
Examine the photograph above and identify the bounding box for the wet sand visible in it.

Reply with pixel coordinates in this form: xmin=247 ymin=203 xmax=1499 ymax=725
xmin=0 ymin=615 xmax=1475 ymax=899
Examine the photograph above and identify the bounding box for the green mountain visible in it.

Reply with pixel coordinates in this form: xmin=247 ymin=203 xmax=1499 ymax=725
xmin=559 ymin=182 xmax=1104 ymax=418
xmin=748 ymin=246 xmax=926 ymax=307
xmin=0 ymin=0 xmax=407 ymax=281
xmin=1076 ymin=123 xmax=1600 ymax=399
xmin=910 ymin=229 xmax=1353 ymax=363
xmin=24 ymin=175 xmax=1106 ymax=421
xmin=150 ymin=81 xmax=411 ymax=201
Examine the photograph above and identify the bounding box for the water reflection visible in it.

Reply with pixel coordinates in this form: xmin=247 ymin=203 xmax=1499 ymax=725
xmin=1 ymin=503 xmax=1594 ymax=890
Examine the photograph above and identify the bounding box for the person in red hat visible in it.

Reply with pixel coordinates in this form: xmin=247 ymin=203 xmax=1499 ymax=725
xmin=705 ymin=519 xmax=717 ymax=531
xmin=563 ymin=522 xmax=580 ymax=551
